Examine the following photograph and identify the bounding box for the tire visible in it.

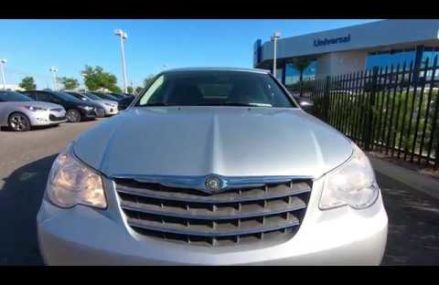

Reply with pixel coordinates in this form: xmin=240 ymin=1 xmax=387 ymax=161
xmin=8 ymin=112 xmax=31 ymax=132
xmin=66 ymin=109 xmax=82 ymax=123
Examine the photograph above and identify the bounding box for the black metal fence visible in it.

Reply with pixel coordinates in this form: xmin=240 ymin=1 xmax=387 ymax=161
xmin=308 ymin=56 xmax=439 ymax=168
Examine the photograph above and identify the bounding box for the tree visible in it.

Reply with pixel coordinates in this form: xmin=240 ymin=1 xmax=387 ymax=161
xmin=19 ymin=76 xmax=36 ymax=90
xmin=81 ymin=65 xmax=120 ymax=92
xmin=290 ymin=58 xmax=312 ymax=97
xmin=110 ymin=85 xmax=122 ymax=93
xmin=127 ymin=86 xmax=134 ymax=94
xmin=58 ymin=77 xmax=79 ymax=90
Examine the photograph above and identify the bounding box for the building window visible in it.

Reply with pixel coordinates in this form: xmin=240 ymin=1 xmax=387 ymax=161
xmin=366 ymin=49 xmax=416 ymax=70
xmin=284 ymin=61 xmax=318 ymax=85
xmin=421 ymin=48 xmax=439 ymax=67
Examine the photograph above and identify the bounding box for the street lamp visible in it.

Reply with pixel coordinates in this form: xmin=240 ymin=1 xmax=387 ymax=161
xmin=49 ymin=66 xmax=58 ymax=91
xmin=0 ymin=58 xmax=7 ymax=90
xmin=114 ymin=29 xmax=128 ymax=93
xmin=271 ymin=32 xmax=281 ymax=78
xmin=81 ymin=72 xmax=87 ymax=93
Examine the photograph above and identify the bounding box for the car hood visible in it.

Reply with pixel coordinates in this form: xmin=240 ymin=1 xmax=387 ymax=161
xmin=73 ymin=107 xmax=353 ymax=179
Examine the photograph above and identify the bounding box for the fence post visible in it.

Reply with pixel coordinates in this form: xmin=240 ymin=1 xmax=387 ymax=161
xmin=363 ymin=67 xmax=379 ymax=151
xmin=323 ymin=76 xmax=331 ymax=121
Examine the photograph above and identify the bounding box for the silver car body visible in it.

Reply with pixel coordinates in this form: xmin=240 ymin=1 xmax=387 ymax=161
xmin=90 ymin=99 xmax=118 ymax=116
xmin=0 ymin=101 xmax=66 ymax=127
xmin=37 ymin=68 xmax=387 ymax=265
xmin=75 ymin=94 xmax=119 ymax=116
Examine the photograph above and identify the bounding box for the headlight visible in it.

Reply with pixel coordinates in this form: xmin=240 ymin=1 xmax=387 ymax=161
xmin=46 ymin=145 xmax=107 ymax=209
xmin=319 ymin=143 xmax=379 ymax=210
xmin=104 ymin=103 xmax=113 ymax=107
xmin=24 ymin=106 xmax=47 ymax=112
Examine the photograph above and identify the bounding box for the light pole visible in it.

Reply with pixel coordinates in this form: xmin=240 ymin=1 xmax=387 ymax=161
xmin=49 ymin=66 xmax=58 ymax=91
xmin=114 ymin=29 xmax=128 ymax=93
xmin=0 ymin=59 xmax=7 ymax=90
xmin=271 ymin=32 xmax=281 ymax=78
xmin=81 ymin=72 xmax=87 ymax=93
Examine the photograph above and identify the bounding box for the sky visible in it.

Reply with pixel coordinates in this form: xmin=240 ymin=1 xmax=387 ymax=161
xmin=0 ymin=19 xmax=380 ymax=89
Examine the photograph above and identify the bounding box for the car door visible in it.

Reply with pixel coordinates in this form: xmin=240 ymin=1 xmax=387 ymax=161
xmin=0 ymin=96 xmax=7 ymax=125
xmin=35 ymin=92 xmax=54 ymax=103
xmin=25 ymin=91 xmax=38 ymax=101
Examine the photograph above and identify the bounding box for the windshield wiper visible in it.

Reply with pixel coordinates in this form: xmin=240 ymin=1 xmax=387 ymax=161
xmin=207 ymin=102 xmax=272 ymax=107
xmin=140 ymin=102 xmax=169 ymax=107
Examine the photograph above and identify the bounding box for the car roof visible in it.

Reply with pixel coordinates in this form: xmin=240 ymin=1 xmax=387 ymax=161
xmin=162 ymin=67 xmax=271 ymax=74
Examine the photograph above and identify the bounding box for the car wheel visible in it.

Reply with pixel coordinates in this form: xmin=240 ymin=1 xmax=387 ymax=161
xmin=66 ymin=109 xmax=82 ymax=123
xmin=8 ymin=112 xmax=31 ymax=132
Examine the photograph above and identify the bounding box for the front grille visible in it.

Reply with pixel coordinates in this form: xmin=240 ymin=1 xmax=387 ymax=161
xmin=49 ymin=114 xmax=65 ymax=121
xmin=115 ymin=178 xmax=312 ymax=246
xmin=95 ymin=108 xmax=105 ymax=117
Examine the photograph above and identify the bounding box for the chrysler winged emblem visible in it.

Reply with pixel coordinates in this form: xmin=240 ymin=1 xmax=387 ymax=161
xmin=204 ymin=175 xmax=224 ymax=192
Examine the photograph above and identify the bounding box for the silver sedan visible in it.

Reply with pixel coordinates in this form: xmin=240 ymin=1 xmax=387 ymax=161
xmin=37 ymin=68 xmax=387 ymax=265
xmin=81 ymin=92 xmax=119 ymax=116
xmin=0 ymin=91 xmax=66 ymax=131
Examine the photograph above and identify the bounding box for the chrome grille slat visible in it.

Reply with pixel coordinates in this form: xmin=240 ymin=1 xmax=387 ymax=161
xmin=126 ymin=215 xmax=300 ymax=237
xmin=119 ymin=197 xmax=306 ymax=220
xmin=116 ymin=178 xmax=311 ymax=246
xmin=116 ymin=182 xmax=310 ymax=204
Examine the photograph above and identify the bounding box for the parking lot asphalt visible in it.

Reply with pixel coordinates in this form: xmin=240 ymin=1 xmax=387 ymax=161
xmin=0 ymin=119 xmax=438 ymax=265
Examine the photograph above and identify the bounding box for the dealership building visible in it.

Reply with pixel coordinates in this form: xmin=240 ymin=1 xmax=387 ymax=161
xmin=253 ymin=20 xmax=439 ymax=85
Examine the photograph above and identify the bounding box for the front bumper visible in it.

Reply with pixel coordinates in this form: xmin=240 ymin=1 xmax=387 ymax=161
xmin=95 ymin=108 xmax=106 ymax=118
xmin=29 ymin=110 xmax=67 ymax=126
xmin=104 ymin=106 xmax=119 ymax=116
xmin=79 ymin=108 xmax=97 ymax=119
xmin=37 ymin=178 xmax=388 ymax=265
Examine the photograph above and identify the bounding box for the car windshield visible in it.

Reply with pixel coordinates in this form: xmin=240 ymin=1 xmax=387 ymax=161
xmin=110 ymin=93 xmax=124 ymax=98
xmin=68 ymin=92 xmax=88 ymax=101
xmin=93 ymin=93 xmax=119 ymax=101
xmin=136 ymin=70 xmax=296 ymax=108
xmin=84 ymin=92 xmax=102 ymax=100
xmin=0 ymin=91 xmax=34 ymax=102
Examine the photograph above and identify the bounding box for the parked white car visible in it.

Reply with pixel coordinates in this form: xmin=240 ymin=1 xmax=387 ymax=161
xmin=0 ymin=91 xmax=66 ymax=131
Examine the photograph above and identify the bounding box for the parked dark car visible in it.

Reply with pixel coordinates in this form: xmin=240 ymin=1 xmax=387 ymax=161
xmin=122 ymin=93 xmax=135 ymax=97
xmin=65 ymin=91 xmax=107 ymax=118
xmin=107 ymin=93 xmax=126 ymax=100
xmin=89 ymin=92 xmax=120 ymax=102
xmin=117 ymin=95 xmax=135 ymax=111
xmin=24 ymin=90 xmax=101 ymax=122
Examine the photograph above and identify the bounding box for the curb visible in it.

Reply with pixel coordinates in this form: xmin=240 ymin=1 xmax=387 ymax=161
xmin=369 ymin=156 xmax=439 ymax=200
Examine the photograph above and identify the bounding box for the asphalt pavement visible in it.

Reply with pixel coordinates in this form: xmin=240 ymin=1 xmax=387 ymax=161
xmin=0 ymin=119 xmax=438 ymax=265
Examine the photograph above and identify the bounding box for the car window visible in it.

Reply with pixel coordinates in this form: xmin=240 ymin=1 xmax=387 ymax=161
xmin=54 ymin=92 xmax=79 ymax=102
xmin=0 ymin=91 xmax=34 ymax=102
xmin=69 ymin=92 xmax=86 ymax=101
xmin=139 ymin=75 xmax=166 ymax=105
xmin=36 ymin=92 xmax=54 ymax=102
xmin=136 ymin=71 xmax=295 ymax=108
xmin=84 ymin=93 xmax=101 ymax=100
